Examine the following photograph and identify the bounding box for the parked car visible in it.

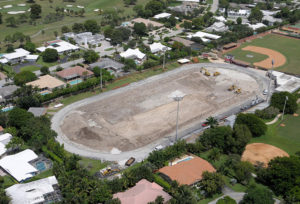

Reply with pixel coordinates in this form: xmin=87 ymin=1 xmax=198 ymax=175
xmin=125 ymin=157 xmax=135 ymax=166
xmin=154 ymin=145 xmax=164 ymax=151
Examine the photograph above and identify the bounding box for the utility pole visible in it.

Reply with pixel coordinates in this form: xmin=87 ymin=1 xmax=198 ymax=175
xmin=100 ymin=68 xmax=103 ymax=90
xmin=170 ymin=91 xmax=185 ymax=142
xmin=162 ymin=47 xmax=167 ymax=70
xmin=281 ymin=96 xmax=288 ymax=120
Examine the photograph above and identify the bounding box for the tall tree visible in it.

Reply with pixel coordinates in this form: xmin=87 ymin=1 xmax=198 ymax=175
xmin=30 ymin=4 xmax=42 ymax=19
xmin=240 ymin=185 xmax=274 ymax=204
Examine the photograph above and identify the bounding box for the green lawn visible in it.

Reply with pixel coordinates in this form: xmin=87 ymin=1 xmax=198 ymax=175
xmin=1 ymin=175 xmax=17 ymax=188
xmin=36 ymin=57 xmax=60 ymax=67
xmin=250 ymin=107 xmax=300 ymax=155
xmin=24 ymin=169 xmax=54 ymax=183
xmin=226 ymin=34 xmax=300 ymax=75
xmin=78 ymin=157 xmax=108 ymax=175
xmin=20 ymin=65 xmax=40 ymax=72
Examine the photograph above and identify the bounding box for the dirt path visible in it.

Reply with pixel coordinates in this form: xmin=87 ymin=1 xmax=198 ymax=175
xmin=266 ymin=113 xmax=282 ymax=125
xmin=242 ymin=46 xmax=286 ymax=69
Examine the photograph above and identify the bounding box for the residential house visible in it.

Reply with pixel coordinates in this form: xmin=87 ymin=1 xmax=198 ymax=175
xmin=130 ymin=18 xmax=164 ymax=28
xmin=149 ymin=42 xmax=171 ymax=54
xmin=6 ymin=176 xmax=62 ymax=204
xmin=113 ymin=179 xmax=172 ymax=204
xmin=153 ymin=12 xmax=172 ymax=19
xmin=63 ymin=32 xmax=104 ymax=46
xmin=0 ymin=133 xmax=12 ymax=157
xmin=120 ymin=48 xmax=146 ymax=64
xmin=205 ymin=22 xmax=229 ymax=32
xmin=0 ymin=85 xmax=19 ymax=103
xmin=28 ymin=107 xmax=47 ymax=117
xmin=56 ymin=66 xmax=93 ymax=84
xmin=26 ymin=75 xmax=66 ymax=94
xmin=246 ymin=23 xmax=266 ymax=30
xmin=37 ymin=40 xmax=80 ymax=55
xmin=214 ymin=16 xmax=227 ymax=22
xmin=187 ymin=31 xmax=221 ymax=42
xmin=89 ymin=58 xmax=125 ymax=76
xmin=0 ymin=149 xmax=39 ymax=182
xmin=170 ymin=37 xmax=203 ymax=50
xmin=158 ymin=155 xmax=216 ymax=185
xmin=1 ymin=48 xmax=30 ymax=64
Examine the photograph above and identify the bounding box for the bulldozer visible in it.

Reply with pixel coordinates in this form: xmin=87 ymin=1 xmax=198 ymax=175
xmin=213 ymin=72 xmax=220 ymax=76
xmin=228 ymin=85 xmax=236 ymax=91
xmin=100 ymin=166 xmax=120 ymax=176
xmin=235 ymin=88 xmax=242 ymax=94
xmin=205 ymin=70 xmax=211 ymax=76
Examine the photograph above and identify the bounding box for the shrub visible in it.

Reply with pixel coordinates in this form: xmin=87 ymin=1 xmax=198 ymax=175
xmin=255 ymin=106 xmax=280 ymax=119
xmin=42 ymin=48 xmax=58 ymax=62
xmin=14 ymin=70 xmax=37 ymax=86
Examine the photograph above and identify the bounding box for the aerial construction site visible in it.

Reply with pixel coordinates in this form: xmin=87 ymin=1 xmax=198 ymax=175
xmin=52 ymin=63 xmax=267 ymax=160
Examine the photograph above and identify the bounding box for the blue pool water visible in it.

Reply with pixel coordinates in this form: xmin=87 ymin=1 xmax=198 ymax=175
xmin=36 ymin=161 xmax=46 ymax=171
xmin=40 ymin=92 xmax=50 ymax=96
xmin=1 ymin=106 xmax=14 ymax=112
xmin=69 ymin=79 xmax=83 ymax=85
xmin=177 ymin=157 xmax=193 ymax=164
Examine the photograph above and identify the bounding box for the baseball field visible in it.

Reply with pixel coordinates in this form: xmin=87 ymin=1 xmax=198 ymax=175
xmin=226 ymin=34 xmax=300 ymax=75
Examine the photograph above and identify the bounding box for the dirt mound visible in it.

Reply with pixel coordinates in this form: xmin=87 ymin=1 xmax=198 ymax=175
xmin=242 ymin=143 xmax=289 ymax=167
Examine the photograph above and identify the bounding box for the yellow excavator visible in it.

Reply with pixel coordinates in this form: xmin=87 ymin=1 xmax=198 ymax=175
xmin=235 ymin=88 xmax=242 ymax=94
xmin=205 ymin=70 xmax=211 ymax=76
xmin=228 ymin=85 xmax=236 ymax=91
xmin=213 ymin=72 xmax=220 ymax=76
xmin=100 ymin=167 xmax=120 ymax=176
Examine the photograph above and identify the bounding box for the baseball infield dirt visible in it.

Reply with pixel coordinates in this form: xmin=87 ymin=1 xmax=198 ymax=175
xmin=242 ymin=143 xmax=289 ymax=167
xmin=60 ymin=67 xmax=260 ymax=153
xmin=242 ymin=46 xmax=286 ymax=69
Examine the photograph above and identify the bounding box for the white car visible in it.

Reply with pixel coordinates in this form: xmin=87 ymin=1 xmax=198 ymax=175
xmin=154 ymin=145 xmax=164 ymax=151
xmin=263 ymin=89 xmax=268 ymax=95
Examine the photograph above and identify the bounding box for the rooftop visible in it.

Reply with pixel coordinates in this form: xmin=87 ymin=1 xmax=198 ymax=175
xmin=187 ymin=31 xmax=221 ymax=41
xmin=26 ymin=75 xmax=65 ymax=90
xmin=0 ymin=85 xmax=19 ymax=100
xmin=153 ymin=12 xmax=172 ymax=19
xmin=149 ymin=42 xmax=171 ymax=53
xmin=113 ymin=179 xmax=172 ymax=204
xmin=0 ymin=149 xmax=38 ymax=182
xmin=6 ymin=176 xmax=61 ymax=204
xmin=89 ymin=58 xmax=124 ymax=70
xmin=131 ymin=18 xmax=164 ymax=28
xmin=0 ymin=133 xmax=12 ymax=156
xmin=120 ymin=48 xmax=146 ymax=60
xmin=3 ymin=48 xmax=30 ymax=60
xmin=56 ymin=66 xmax=93 ymax=80
xmin=158 ymin=155 xmax=216 ymax=185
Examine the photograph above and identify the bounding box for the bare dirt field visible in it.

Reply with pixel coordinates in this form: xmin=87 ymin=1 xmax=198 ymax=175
xmin=242 ymin=143 xmax=289 ymax=167
xmin=59 ymin=66 xmax=261 ymax=153
xmin=242 ymin=46 xmax=286 ymax=69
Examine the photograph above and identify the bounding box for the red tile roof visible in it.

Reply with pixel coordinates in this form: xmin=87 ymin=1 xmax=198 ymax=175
xmin=113 ymin=179 xmax=172 ymax=204
xmin=158 ymin=156 xmax=216 ymax=185
xmin=56 ymin=66 xmax=93 ymax=80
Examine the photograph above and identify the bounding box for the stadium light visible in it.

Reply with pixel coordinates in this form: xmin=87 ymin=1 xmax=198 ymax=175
xmin=169 ymin=90 xmax=185 ymax=142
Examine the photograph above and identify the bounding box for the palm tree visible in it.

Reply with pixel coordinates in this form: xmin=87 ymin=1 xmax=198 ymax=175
xmin=206 ymin=116 xmax=218 ymax=128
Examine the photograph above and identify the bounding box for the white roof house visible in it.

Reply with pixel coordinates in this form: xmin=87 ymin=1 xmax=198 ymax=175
xmin=0 ymin=149 xmax=38 ymax=182
xmin=37 ymin=41 xmax=79 ymax=54
xmin=214 ymin=16 xmax=226 ymax=22
xmin=187 ymin=31 xmax=221 ymax=42
xmin=177 ymin=0 xmax=200 ymax=2
xmin=120 ymin=48 xmax=146 ymax=60
xmin=246 ymin=23 xmax=266 ymax=30
xmin=25 ymin=55 xmax=39 ymax=61
xmin=6 ymin=176 xmax=61 ymax=204
xmin=0 ymin=133 xmax=12 ymax=156
xmin=228 ymin=9 xmax=250 ymax=17
xmin=149 ymin=42 xmax=171 ymax=53
xmin=153 ymin=12 xmax=172 ymax=19
xmin=3 ymin=48 xmax=30 ymax=61
xmin=205 ymin=22 xmax=229 ymax=32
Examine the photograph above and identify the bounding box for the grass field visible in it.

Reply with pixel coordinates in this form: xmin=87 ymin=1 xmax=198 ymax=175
xmin=226 ymin=34 xmax=300 ymax=75
xmin=250 ymin=106 xmax=300 ymax=155
xmin=20 ymin=65 xmax=40 ymax=72
xmin=0 ymin=0 xmax=149 ymax=47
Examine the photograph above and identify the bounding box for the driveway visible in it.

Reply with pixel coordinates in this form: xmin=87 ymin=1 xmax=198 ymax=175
xmin=51 ymin=63 xmax=270 ymax=162
xmin=210 ymin=0 xmax=219 ymax=13
xmin=94 ymin=40 xmax=123 ymax=57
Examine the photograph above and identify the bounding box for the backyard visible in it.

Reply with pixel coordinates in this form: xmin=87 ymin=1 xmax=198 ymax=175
xmin=226 ymin=34 xmax=300 ymax=75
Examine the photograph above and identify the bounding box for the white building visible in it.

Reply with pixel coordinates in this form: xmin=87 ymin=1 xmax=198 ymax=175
xmin=120 ymin=48 xmax=146 ymax=64
xmin=205 ymin=22 xmax=229 ymax=32
xmin=0 ymin=133 xmax=12 ymax=156
xmin=6 ymin=176 xmax=62 ymax=204
xmin=149 ymin=42 xmax=171 ymax=53
xmin=153 ymin=12 xmax=172 ymax=19
xmin=227 ymin=9 xmax=250 ymax=18
xmin=187 ymin=31 xmax=221 ymax=42
xmin=246 ymin=23 xmax=266 ymax=30
xmin=0 ymin=149 xmax=38 ymax=182
xmin=1 ymin=48 xmax=30 ymax=64
xmin=214 ymin=16 xmax=227 ymax=22
xmin=270 ymin=71 xmax=300 ymax=93
xmin=262 ymin=10 xmax=282 ymax=26
xmin=63 ymin=32 xmax=104 ymax=46
xmin=37 ymin=40 xmax=79 ymax=54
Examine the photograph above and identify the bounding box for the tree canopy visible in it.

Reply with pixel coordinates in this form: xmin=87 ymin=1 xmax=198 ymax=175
xmin=235 ymin=113 xmax=267 ymax=137
xmin=83 ymin=50 xmax=99 ymax=63
xmin=270 ymin=92 xmax=298 ymax=114
xmin=42 ymin=48 xmax=58 ymax=62
xmin=240 ymin=185 xmax=274 ymax=204
xmin=14 ymin=70 xmax=37 ymax=86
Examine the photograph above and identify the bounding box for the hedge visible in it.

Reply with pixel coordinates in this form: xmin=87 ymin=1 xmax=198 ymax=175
xmin=42 ymin=146 xmax=63 ymax=164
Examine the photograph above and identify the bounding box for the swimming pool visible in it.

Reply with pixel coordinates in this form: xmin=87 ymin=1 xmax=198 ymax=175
xmin=40 ymin=92 xmax=50 ymax=96
xmin=1 ymin=106 xmax=14 ymax=112
xmin=68 ymin=79 xmax=83 ymax=85
xmin=36 ymin=161 xmax=46 ymax=171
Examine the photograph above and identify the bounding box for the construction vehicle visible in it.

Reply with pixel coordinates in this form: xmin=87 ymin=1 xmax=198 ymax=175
xmin=205 ymin=70 xmax=211 ymax=76
xmin=100 ymin=166 xmax=120 ymax=176
xmin=235 ymin=88 xmax=242 ymax=94
xmin=228 ymin=85 xmax=236 ymax=91
xmin=213 ymin=72 xmax=220 ymax=76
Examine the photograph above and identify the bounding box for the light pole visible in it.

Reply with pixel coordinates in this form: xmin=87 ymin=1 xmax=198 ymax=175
xmin=169 ymin=90 xmax=185 ymax=142
xmin=281 ymin=96 xmax=288 ymax=120
xmin=267 ymin=59 xmax=274 ymax=102
xmin=162 ymin=47 xmax=167 ymax=70
xmin=100 ymin=67 xmax=103 ymax=90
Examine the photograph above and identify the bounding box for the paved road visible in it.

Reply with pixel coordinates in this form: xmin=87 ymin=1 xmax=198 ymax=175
xmin=33 ymin=58 xmax=84 ymax=76
xmin=51 ymin=63 xmax=270 ymax=162
xmin=210 ymin=0 xmax=219 ymax=13
xmin=209 ymin=186 xmax=245 ymax=204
